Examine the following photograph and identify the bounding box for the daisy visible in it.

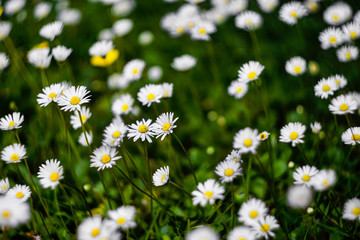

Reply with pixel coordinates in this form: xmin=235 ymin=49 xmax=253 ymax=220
xmin=337 ymin=45 xmax=359 ymax=62
xmin=89 ymin=40 xmax=113 ymax=57
xmin=0 ymin=196 xmax=31 ymax=228
xmin=258 ymin=131 xmax=270 ymax=141
xmin=6 ymin=185 xmax=31 ymax=202
xmin=1 ymin=144 xmax=26 ymax=164
xmin=108 ymin=206 xmax=137 ymax=230
xmin=171 ymin=54 xmax=197 ymax=71
xmin=190 ymin=21 xmax=216 ymax=41
xmin=0 ymin=53 xmax=10 ymax=71
xmin=257 ymin=0 xmax=279 ymax=13
xmin=279 ymin=122 xmax=306 ymax=147
xmin=215 ymin=159 xmax=242 ymax=183
xmin=227 ymin=0 xmax=248 ymax=16
xmin=329 ymin=94 xmax=357 ymax=115
xmin=37 ymin=159 xmax=64 ymax=190
xmin=127 ymin=118 xmax=155 ymax=143
xmin=304 ymin=0 xmax=319 ymax=13
xmin=0 ymin=112 xmax=24 ymax=130
xmin=27 ymin=48 xmax=52 ymax=69
xmin=52 ymin=45 xmax=72 ymax=61
xmin=102 ymin=120 xmax=127 ymax=147
xmin=233 ymin=127 xmax=260 ymax=154
xmin=342 ymin=198 xmax=360 ymax=221
xmin=123 ymin=59 xmax=146 ymax=81
xmin=161 ymin=83 xmax=173 ymax=98
xmin=148 ymin=66 xmax=163 ymax=81
xmin=137 ymin=84 xmax=163 ymax=107
xmin=312 ymin=169 xmax=336 ymax=192
xmin=70 ymin=106 xmax=92 ymax=129
xmin=37 ymin=83 xmax=63 ymax=107
xmin=185 ymin=0 xmax=205 ymax=4
xmin=319 ymin=27 xmax=343 ymax=50
xmin=329 ymin=74 xmax=347 ymax=90
xmin=293 ymin=165 xmax=318 ymax=187
xmin=310 ymin=122 xmax=321 ymax=134
xmin=323 ymin=2 xmax=352 ymax=26
xmin=355 ymin=11 xmax=360 ymax=24
xmin=228 ymin=80 xmax=249 ymax=99
xmin=39 ymin=21 xmax=63 ymax=41
xmin=347 ymin=92 xmax=360 ymax=109
xmin=4 ymin=0 xmax=26 ymax=16
xmin=342 ymin=22 xmax=360 ymax=42
xmin=285 ymin=56 xmax=306 ymax=76
xmin=225 ymin=150 xmax=242 ymax=163
xmin=107 ymin=73 xmax=131 ymax=90
xmin=78 ymin=215 xmax=109 ymax=240
xmin=57 ymin=86 xmax=91 ymax=112
xmin=99 ymin=28 xmax=114 ymax=41
xmin=0 ymin=22 xmax=12 ymax=41
xmin=279 ymin=1 xmax=308 ymax=25
xmin=287 ymin=185 xmax=313 ymax=209
xmin=238 ymin=198 xmax=268 ymax=225
xmin=138 ymin=31 xmax=154 ymax=46
xmin=227 ymin=226 xmax=256 ymax=240
xmin=314 ymin=78 xmax=336 ymax=99
xmin=238 ymin=61 xmax=264 ymax=82
xmin=192 ymin=179 xmax=225 ymax=207
xmin=112 ymin=19 xmax=133 ymax=37
xmin=185 ymin=226 xmax=219 ymax=240
xmin=308 ymin=61 xmax=319 ymax=75
xmin=79 ymin=131 xmax=93 ymax=147
xmin=111 ymin=94 xmax=134 ymax=116
xmin=34 ymin=2 xmax=52 ymax=20
xmin=112 ymin=0 xmax=135 ymax=17
xmin=152 ymin=112 xmax=178 ymax=140
xmin=153 ymin=166 xmax=170 ymax=186
xmin=250 ymin=215 xmax=280 ymax=239
xmin=341 ymin=127 xmax=360 ymax=145
xmin=0 ymin=178 xmax=10 ymax=194
xmin=90 ymin=145 xmax=121 ymax=171
xmin=57 ymin=8 xmax=82 ymax=26
xmin=235 ymin=11 xmax=263 ymax=31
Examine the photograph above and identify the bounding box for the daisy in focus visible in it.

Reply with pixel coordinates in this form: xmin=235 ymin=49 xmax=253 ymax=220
xmin=70 ymin=106 xmax=92 ymax=129
xmin=1 ymin=144 xmax=26 ymax=164
xmin=285 ymin=56 xmax=306 ymax=76
xmin=238 ymin=61 xmax=264 ymax=82
xmin=102 ymin=120 xmax=127 ymax=147
xmin=215 ymin=159 xmax=242 ymax=183
xmin=152 ymin=112 xmax=178 ymax=140
xmin=153 ymin=166 xmax=170 ymax=186
xmin=6 ymin=184 xmax=31 ymax=202
xmin=107 ymin=206 xmax=137 ymax=230
xmin=192 ymin=179 xmax=225 ymax=207
xmin=90 ymin=145 xmax=121 ymax=171
xmin=233 ymin=127 xmax=260 ymax=154
xmin=279 ymin=122 xmax=306 ymax=147
xmin=342 ymin=198 xmax=360 ymax=221
xmin=293 ymin=165 xmax=318 ymax=187
xmin=127 ymin=118 xmax=155 ymax=143
xmin=57 ymin=86 xmax=91 ymax=112
xmin=250 ymin=215 xmax=280 ymax=239
xmin=279 ymin=1 xmax=308 ymax=25
xmin=37 ymin=83 xmax=64 ymax=107
xmin=137 ymin=84 xmax=163 ymax=107
xmin=328 ymin=94 xmax=357 ymax=115
xmin=341 ymin=127 xmax=360 ymax=145
xmin=37 ymin=159 xmax=64 ymax=189
xmin=314 ymin=78 xmax=336 ymax=99
xmin=238 ymin=198 xmax=268 ymax=225
xmin=0 ymin=112 xmax=24 ymax=130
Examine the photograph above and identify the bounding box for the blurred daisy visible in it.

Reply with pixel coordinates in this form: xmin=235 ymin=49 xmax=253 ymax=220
xmin=138 ymin=31 xmax=154 ymax=46
xmin=0 ymin=178 xmax=10 ymax=194
xmin=235 ymin=11 xmax=263 ymax=31
xmin=293 ymin=165 xmax=318 ymax=187
xmin=52 ymin=45 xmax=72 ymax=61
xmin=250 ymin=215 xmax=279 ymax=239
xmin=215 ymin=159 xmax=242 ymax=183
xmin=0 ymin=22 xmax=12 ymax=41
xmin=89 ymin=40 xmax=113 ymax=57
xmin=152 ymin=112 xmax=178 ymax=140
xmin=287 ymin=185 xmax=313 ymax=209
xmin=225 ymin=150 xmax=242 ymax=163
xmin=342 ymin=22 xmax=360 ymax=42
xmin=28 ymin=48 xmax=52 ymax=69
xmin=0 ymin=112 xmax=24 ymax=130
xmin=90 ymin=145 xmax=121 ymax=171
xmin=112 ymin=19 xmax=133 ymax=37
xmin=355 ymin=11 xmax=360 ymax=24
xmin=39 ymin=21 xmax=64 ymax=41
xmin=34 ymin=2 xmax=52 ymax=20
xmin=238 ymin=198 xmax=268 ymax=225
xmin=279 ymin=1 xmax=308 ymax=25
xmin=342 ymin=198 xmax=360 ymax=221
xmin=0 ymin=196 xmax=30 ymax=228
xmin=228 ymin=80 xmax=249 ymax=99
xmin=279 ymin=122 xmax=306 ymax=147
xmin=70 ymin=106 xmax=91 ymax=130
xmin=190 ymin=21 xmax=216 ymax=41
xmin=257 ymin=0 xmax=279 ymax=13
xmin=153 ymin=166 xmax=170 ymax=186
xmin=148 ymin=66 xmax=163 ymax=81
xmin=6 ymin=185 xmax=31 ymax=202
xmin=337 ymin=45 xmax=358 ymax=62
xmin=37 ymin=159 xmax=64 ymax=190
xmin=341 ymin=127 xmax=360 ymax=145
xmin=102 ymin=120 xmax=127 ymax=147
xmin=112 ymin=0 xmax=136 ymax=17
xmin=77 ymin=215 xmax=108 ymax=240
xmin=99 ymin=28 xmax=114 ymax=41
xmin=323 ymin=2 xmax=352 ymax=26
xmin=285 ymin=56 xmax=306 ymax=76
xmin=123 ymin=59 xmax=146 ymax=81
xmin=1 ymin=144 xmax=26 ymax=164
xmin=58 ymin=86 xmax=91 ymax=112
xmin=238 ymin=61 xmax=264 ymax=82
xmin=79 ymin=131 xmax=93 ymax=147
xmin=171 ymin=54 xmax=197 ymax=71
xmin=258 ymin=131 xmax=270 ymax=141
xmin=312 ymin=169 xmax=336 ymax=192
xmin=111 ymin=94 xmax=134 ymax=116
xmin=127 ymin=118 xmax=155 ymax=143
xmin=304 ymin=0 xmax=319 ymax=13
xmin=0 ymin=53 xmax=10 ymax=71
xmin=310 ymin=122 xmax=321 ymax=134
xmin=185 ymin=0 xmax=205 ymax=4
xmin=319 ymin=27 xmax=343 ymax=50
xmin=233 ymin=127 xmax=260 ymax=154
xmin=347 ymin=92 xmax=360 ymax=109
xmin=314 ymin=78 xmax=336 ymax=99
xmin=108 ymin=73 xmax=131 ymax=89
xmin=57 ymin=8 xmax=82 ymax=26
xmin=192 ymin=179 xmax=225 ymax=207
xmin=330 ymin=74 xmax=347 ymax=90
xmin=227 ymin=0 xmax=248 ymax=15
xmin=161 ymin=83 xmax=173 ymax=98
xmin=4 ymin=0 xmax=26 ymax=16
xmin=108 ymin=206 xmax=136 ymax=230
xmin=137 ymin=84 xmax=163 ymax=107
xmin=37 ymin=83 xmax=63 ymax=107
xmin=185 ymin=226 xmax=219 ymax=240
xmin=227 ymin=226 xmax=256 ymax=240
xmin=329 ymin=94 xmax=357 ymax=115
xmin=308 ymin=61 xmax=319 ymax=75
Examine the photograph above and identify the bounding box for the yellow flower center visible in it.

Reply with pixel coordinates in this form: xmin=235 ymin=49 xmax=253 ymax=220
xmin=246 ymin=20 xmax=252 ymax=25
xmin=249 ymin=210 xmax=258 ymax=218
xmin=176 ymin=27 xmax=184 ymax=34
xmin=198 ymin=28 xmax=206 ymax=34
xmin=48 ymin=93 xmax=57 ymax=99
xmin=291 ymin=11 xmax=297 ymax=18
xmin=350 ymin=31 xmax=357 ymax=39
xmin=237 ymin=88 xmax=242 ymax=93
xmin=147 ymin=93 xmax=155 ymax=101
xmin=329 ymin=37 xmax=337 ymax=43
xmin=91 ymin=228 xmax=100 ymax=237
xmin=50 ymin=172 xmax=60 ymax=182
xmin=294 ymin=66 xmax=302 ymax=73
xmin=164 ymin=91 xmax=169 ymax=96
xmin=248 ymin=72 xmax=256 ymax=80
xmin=2 ymin=211 xmax=10 ymax=218
xmin=117 ymin=217 xmax=126 ymax=224
xmin=260 ymin=224 xmax=270 ymax=232
xmin=339 ymin=103 xmax=349 ymax=111
xmin=162 ymin=123 xmax=171 ymax=131
xmin=132 ymin=68 xmax=138 ymax=75
xmin=289 ymin=132 xmax=298 ymax=140
xmin=333 ymin=15 xmax=339 ymax=22
xmin=322 ymin=180 xmax=328 ymax=185
xmin=322 ymin=85 xmax=330 ymax=92
xmin=313 ymin=128 xmax=318 ymax=133
xmin=187 ymin=23 xmax=194 ymax=28
xmin=81 ymin=115 xmax=87 ymax=123
xmin=243 ymin=139 xmax=252 ymax=147
xmin=352 ymin=207 xmax=360 ymax=216
xmin=2 ymin=185 xmax=7 ymax=190
xmin=346 ymin=52 xmax=351 ymax=59
xmin=113 ymin=131 xmax=121 ymax=138
xmin=352 ymin=134 xmax=360 ymax=141
xmin=161 ymin=174 xmax=167 ymax=182
xmin=238 ymin=238 xmax=246 ymax=240
xmin=122 ymin=104 xmax=129 ymax=111
xmin=224 ymin=168 xmax=234 ymax=176
xmin=11 ymin=154 xmax=19 ymax=162
xmin=101 ymin=155 xmax=111 ymax=164
xmin=8 ymin=121 xmax=15 ymax=128
xmin=138 ymin=125 xmax=148 ymax=133
xmin=260 ymin=133 xmax=267 ymax=140
xmin=302 ymin=174 xmax=310 ymax=181
xmin=70 ymin=96 xmax=80 ymax=105
xmin=234 ymin=158 xmax=238 ymax=162
xmin=16 ymin=192 xmax=24 ymax=198
xmin=204 ymin=191 xmax=213 ymax=198
xmin=335 ymin=79 xmax=340 ymax=85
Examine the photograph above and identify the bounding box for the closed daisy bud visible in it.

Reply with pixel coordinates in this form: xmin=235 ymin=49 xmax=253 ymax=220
xmin=258 ymin=131 xmax=270 ymax=141
xmin=0 ymin=22 xmax=12 ymax=41
xmin=215 ymin=159 xmax=242 ymax=183
xmin=102 ymin=119 xmax=127 ymax=147
xmin=57 ymin=8 xmax=82 ymax=26
xmin=279 ymin=122 xmax=306 ymax=147
xmin=233 ymin=127 xmax=260 ymax=154
xmin=341 ymin=127 xmax=360 ymax=145
xmin=227 ymin=226 xmax=256 ymax=240
xmin=0 ymin=53 xmax=10 ymax=71
xmin=153 ymin=166 xmax=170 ymax=186
xmin=192 ymin=179 xmax=225 ymax=207
xmin=312 ymin=169 xmax=336 ymax=191
xmin=34 ymin=2 xmax=52 ymax=20
xmin=225 ymin=150 xmax=242 ymax=163
xmin=52 ymin=45 xmax=72 ymax=61
xmin=319 ymin=27 xmax=343 ymax=50
xmin=123 ymin=59 xmax=146 ymax=81
xmin=307 ymin=207 xmax=314 ymax=214
xmin=39 ymin=21 xmax=63 ymax=41
xmin=1 ymin=144 xmax=26 ymax=164
xmin=329 ymin=94 xmax=357 ymax=115
xmin=329 ymin=74 xmax=347 ymax=90
xmin=112 ymin=19 xmax=133 ymax=37
xmin=257 ymin=0 xmax=279 ymax=13
xmin=342 ymin=198 xmax=360 ymax=221
xmin=336 ymin=45 xmax=359 ymax=62
xmin=293 ymin=165 xmax=318 ymax=187
xmin=228 ymin=80 xmax=249 ymax=99
xmin=314 ymin=78 xmax=337 ymax=99
xmin=235 ymin=11 xmax=263 ymax=31
xmin=90 ymin=145 xmax=121 ymax=171
xmin=37 ymin=159 xmax=64 ymax=190
xmin=89 ymin=40 xmax=113 ymax=57
xmin=287 ymin=185 xmax=313 ymax=209
xmin=6 ymin=184 xmax=31 ymax=202
xmin=137 ymin=84 xmax=163 ymax=107
xmin=238 ymin=198 xmax=269 ymax=225
xmin=285 ymin=56 xmax=306 ymax=76
xmin=127 ymin=118 xmax=155 ymax=143
xmin=148 ymin=66 xmax=163 ymax=81
xmin=70 ymin=106 xmax=91 ymax=130
xmin=171 ymin=54 xmax=197 ymax=71
xmin=342 ymin=22 xmax=360 ymax=42
xmin=308 ymin=61 xmax=319 ymax=75
xmin=323 ymin=2 xmax=352 ymax=26
xmin=238 ymin=61 xmax=264 ymax=82
xmin=37 ymin=83 xmax=63 ymax=107
xmin=310 ymin=122 xmax=321 ymax=134
xmin=250 ymin=215 xmax=279 ymax=239
xmin=185 ymin=226 xmax=219 ymax=240
xmin=79 ymin=131 xmax=93 ymax=147
xmin=108 ymin=73 xmax=131 ymax=89
xmin=0 ymin=112 xmax=24 ymax=130
xmin=161 ymin=83 xmax=173 ymax=98
xmin=190 ymin=20 xmax=216 ymax=41
xmin=0 ymin=178 xmax=10 ymax=194
xmin=28 ymin=48 xmax=52 ymax=69
xmin=0 ymin=196 xmax=31 ymax=228
xmin=57 ymin=86 xmax=91 ymax=112
xmin=288 ymin=161 xmax=295 ymax=168
xmin=279 ymin=1 xmax=308 ymax=25
xmin=107 ymin=206 xmax=136 ymax=230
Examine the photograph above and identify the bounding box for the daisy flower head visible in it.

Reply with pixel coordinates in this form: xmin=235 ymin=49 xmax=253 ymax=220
xmin=123 ymin=59 xmax=146 ymax=82
xmin=312 ymin=169 xmax=336 ymax=192
xmin=6 ymin=185 xmax=31 ymax=202
xmin=293 ymin=165 xmax=318 ymax=187
xmin=0 ymin=112 xmax=24 ymax=130
xmin=341 ymin=127 xmax=360 ymax=145
xmin=102 ymin=120 xmax=127 ymax=147
xmin=153 ymin=166 xmax=170 ymax=186
xmin=185 ymin=226 xmax=219 ymax=240
xmin=238 ymin=61 xmax=264 ymax=82
xmin=4 ymin=0 xmax=26 ymax=16
xmin=185 ymin=0 xmax=205 ymax=4
xmin=235 ymin=11 xmax=263 ymax=31
xmin=90 ymin=145 xmax=121 ymax=171
xmin=171 ymin=54 xmax=197 ymax=71
xmin=227 ymin=226 xmax=256 ymax=240
xmin=285 ymin=56 xmax=306 ymax=76
xmin=0 ymin=196 xmax=30 ymax=228
xmin=127 ymin=118 xmax=155 ymax=143
xmin=233 ymin=127 xmax=260 ymax=154
xmin=225 ymin=150 xmax=242 ymax=163
xmin=108 ymin=73 xmax=131 ymax=90
xmin=138 ymin=31 xmax=154 ymax=45
xmin=227 ymin=0 xmax=248 ymax=16
xmin=27 ymin=48 xmax=52 ymax=69
xmin=137 ymin=84 xmax=163 ymax=107
xmin=228 ymin=80 xmax=249 ymax=99
xmin=57 ymin=86 xmax=91 ymax=112
xmin=329 ymin=94 xmax=357 ymax=115
xmin=108 ymin=206 xmax=136 ymax=230
xmin=329 ymin=74 xmax=347 ymax=90
xmin=258 ymin=131 xmax=270 ymax=141
xmin=342 ymin=22 xmax=360 ymax=42
xmin=167 ymin=16 xmax=188 ymax=37
xmin=70 ymin=106 xmax=92 ymax=130
xmin=152 ymin=112 xmax=178 ymax=140
xmin=111 ymin=94 xmax=134 ymax=116
xmin=238 ymin=198 xmax=268 ymax=225
xmin=148 ymin=66 xmax=163 ymax=81
xmin=39 ymin=21 xmax=64 ymax=41
xmin=310 ymin=122 xmax=321 ymax=134
xmin=112 ymin=19 xmax=133 ymax=37
xmin=34 ymin=2 xmax=52 ymax=20
xmin=319 ymin=27 xmax=343 ymax=50
xmin=287 ymin=184 xmax=313 ymax=209
xmin=0 ymin=53 xmax=10 ymax=71
xmin=279 ymin=1 xmax=308 ymax=25
xmin=337 ymin=45 xmax=359 ymax=62
xmin=279 ymin=122 xmax=306 ymax=147
xmin=0 ymin=178 xmax=10 ymax=194
xmin=52 ymin=45 xmax=72 ymax=61
xmin=0 ymin=22 xmax=12 ymax=41
xmin=99 ymin=28 xmax=114 ymax=41
xmin=79 ymin=131 xmax=93 ymax=147
xmin=346 ymin=92 xmax=360 ymax=109
xmin=57 ymin=8 xmax=82 ymax=26
xmin=37 ymin=83 xmax=63 ymax=107
xmin=257 ymin=0 xmax=279 ymax=13
xmin=250 ymin=215 xmax=280 ymax=239
xmin=323 ymin=2 xmax=352 ymax=26
xmin=314 ymin=78 xmax=337 ymax=99
xmin=77 ymin=215 xmax=108 ymax=240
xmin=215 ymin=159 xmax=242 ymax=183
xmin=37 ymin=159 xmax=64 ymax=190
xmin=1 ymin=144 xmax=26 ymax=164
xmin=89 ymin=40 xmax=113 ymax=57
xmin=355 ymin=11 xmax=360 ymax=24
xmin=190 ymin=20 xmax=216 ymax=41
xmin=161 ymin=83 xmax=173 ymax=98
xmin=342 ymin=198 xmax=360 ymax=221
xmin=304 ymin=0 xmax=320 ymax=13
xmin=192 ymin=179 xmax=225 ymax=207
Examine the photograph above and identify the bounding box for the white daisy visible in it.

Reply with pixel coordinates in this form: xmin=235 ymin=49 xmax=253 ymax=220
xmin=235 ymin=11 xmax=263 ymax=31
xmin=257 ymin=0 xmax=279 ymax=13
xmin=227 ymin=226 xmax=256 ymax=240
xmin=310 ymin=122 xmax=321 ymax=134
xmin=185 ymin=226 xmax=219 ymax=240
xmin=37 ymin=159 xmax=64 ymax=190
xmin=171 ymin=54 xmax=197 ymax=71
xmin=153 ymin=166 xmax=170 ymax=186
xmin=192 ymin=179 xmax=225 ymax=207
xmin=152 ymin=112 xmax=178 ymax=141
xmin=70 ymin=106 xmax=91 ymax=130
xmin=6 ymin=185 xmax=31 ymax=202
xmin=34 ymin=2 xmax=52 ymax=20
xmin=4 ymin=0 xmax=26 ymax=16
xmin=127 ymin=118 xmax=155 ymax=143
xmin=57 ymin=8 xmax=82 ymax=26
xmin=329 ymin=74 xmax=347 ymax=90
xmin=123 ymin=59 xmax=146 ymax=81
xmin=0 ymin=196 xmax=31 ymax=228
xmin=161 ymin=83 xmax=173 ymax=98
xmin=79 ymin=131 xmax=93 ymax=147
xmin=323 ymin=2 xmax=352 ymax=26
xmin=102 ymin=120 xmax=127 ymax=147
xmin=342 ymin=198 xmax=360 ymax=221
xmin=319 ymin=27 xmax=343 ymax=50
xmin=312 ymin=169 xmax=336 ymax=192
xmin=225 ymin=150 xmax=242 ymax=163
xmin=347 ymin=92 xmax=360 ymax=109
xmin=329 ymin=94 xmax=357 ymax=115
xmin=305 ymin=0 xmax=320 ymax=13
xmin=89 ymin=40 xmax=113 ymax=57
xmin=215 ymin=159 xmax=242 ymax=183
xmin=337 ymin=45 xmax=358 ymax=62
xmin=238 ymin=198 xmax=268 ymax=225
xmin=285 ymin=56 xmax=306 ymax=76
xmin=112 ymin=19 xmax=133 ymax=37
xmin=0 ymin=112 xmax=24 ymax=130
xmin=138 ymin=31 xmax=154 ymax=46
xmin=258 ymin=131 xmax=270 ymax=141
xmin=52 ymin=45 xmax=72 ymax=61
xmin=250 ymin=215 xmax=280 ymax=239
xmin=279 ymin=1 xmax=308 ymax=25
xmin=90 ymin=145 xmax=121 ymax=171
xmin=1 ymin=144 xmax=26 ymax=164
xmin=107 ymin=206 xmax=136 ymax=230
xmin=148 ymin=66 xmax=163 ymax=81
xmin=233 ymin=127 xmax=260 ymax=154
xmin=0 ymin=53 xmax=10 ymax=71
xmin=185 ymin=0 xmax=205 ymax=4
xmin=293 ymin=165 xmax=318 ymax=187
xmin=0 ymin=22 xmax=12 ymax=41
xmin=279 ymin=122 xmax=306 ymax=147
xmin=57 ymin=86 xmax=91 ymax=112
xmin=36 ymin=83 xmax=63 ymax=107
xmin=77 ymin=215 xmax=109 ymax=240
xmin=341 ymin=127 xmax=360 ymax=145
xmin=27 ymin=48 xmax=52 ymax=69
xmin=39 ymin=21 xmax=63 ymax=41
xmin=314 ymin=78 xmax=336 ymax=99
xmin=355 ymin=11 xmax=360 ymax=25
xmin=287 ymin=185 xmax=313 ymax=209
xmin=107 ymin=73 xmax=131 ymax=90
xmin=238 ymin=61 xmax=264 ymax=82
xmin=111 ymin=94 xmax=134 ymax=116
xmin=99 ymin=28 xmax=114 ymax=41
xmin=137 ymin=84 xmax=163 ymax=107
xmin=0 ymin=178 xmax=10 ymax=194
xmin=190 ymin=21 xmax=216 ymax=41
xmin=228 ymin=80 xmax=249 ymax=99
xmin=342 ymin=22 xmax=360 ymax=42
xmin=227 ymin=0 xmax=248 ymax=16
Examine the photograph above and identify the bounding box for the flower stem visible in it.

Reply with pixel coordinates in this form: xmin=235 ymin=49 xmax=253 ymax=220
xmin=144 ymin=142 xmax=153 ymax=218
xmin=62 ymin=182 xmax=93 ymax=216
xmin=59 ymin=183 xmax=78 ymax=226
xmin=296 ymin=145 xmax=310 ymax=165
xmin=110 ymin=168 xmax=125 ymax=205
xmin=169 ymin=181 xmax=192 ymax=197
xmin=77 ymin=110 xmax=91 ymax=152
xmin=231 ymin=183 xmax=235 ymax=229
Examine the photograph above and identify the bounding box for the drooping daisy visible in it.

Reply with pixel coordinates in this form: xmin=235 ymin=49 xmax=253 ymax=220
xmin=257 ymin=0 xmax=279 ymax=13
xmin=90 ymin=146 xmax=121 ymax=171
xmin=323 ymin=2 xmax=352 ymax=26
xmin=310 ymin=122 xmax=321 ymax=134
xmin=312 ymin=169 xmax=336 ymax=192
xmin=293 ymin=165 xmax=318 ymax=187
xmin=57 ymin=86 xmax=91 ymax=112
xmin=0 ymin=53 xmax=10 ymax=71
xmin=77 ymin=215 xmax=109 ymax=240
xmin=123 ymin=59 xmax=146 ymax=81
xmin=258 ymin=131 xmax=270 ymax=141
xmin=279 ymin=1 xmax=308 ymax=25
xmin=285 ymin=56 xmax=306 ymax=76
xmin=34 ymin=2 xmax=52 ymax=20
xmin=250 ymin=215 xmax=280 ymax=239
xmin=0 ymin=178 xmax=10 ymax=194
xmin=287 ymin=185 xmax=313 ymax=209
xmin=79 ymin=131 xmax=93 ymax=147
xmin=1 ymin=144 xmax=26 ymax=164
xmin=102 ymin=120 xmax=127 ymax=147
xmin=152 ymin=112 xmax=178 ymax=141
xmin=314 ymin=78 xmax=337 ymax=99
xmin=127 ymin=119 xmax=155 ymax=143
xmin=148 ymin=66 xmax=163 ymax=81
xmin=318 ymin=27 xmax=343 ymax=50
xmin=233 ymin=127 xmax=260 ymax=154
xmin=329 ymin=94 xmax=357 ymax=115
xmin=112 ymin=19 xmax=133 ymax=37
xmin=39 ymin=21 xmax=64 ymax=41
xmin=342 ymin=198 xmax=360 ymax=221
xmin=279 ymin=122 xmax=306 ymax=147
xmin=192 ymin=179 xmax=225 ymax=207
xmin=52 ymin=45 xmax=72 ymax=61
xmin=185 ymin=226 xmax=220 ymax=240
xmin=37 ymin=159 xmax=64 ymax=190
xmin=336 ymin=45 xmax=359 ymax=62
xmin=0 ymin=22 xmax=12 ymax=41
xmin=342 ymin=22 xmax=360 ymax=42
xmin=227 ymin=226 xmax=256 ymax=240
xmin=6 ymin=185 xmax=31 ymax=202
xmin=215 ymin=159 xmax=242 ymax=183
xmin=171 ymin=54 xmax=197 ymax=71
xmin=238 ymin=198 xmax=268 ymax=225
xmin=235 ymin=11 xmax=263 ymax=31
xmin=89 ymin=40 xmax=114 ymax=57
xmin=0 ymin=112 xmax=24 ymax=131
xmin=108 ymin=73 xmax=131 ymax=90
xmin=137 ymin=84 xmax=163 ymax=107
xmin=190 ymin=20 xmax=216 ymax=41
xmin=238 ymin=61 xmax=264 ymax=82
xmin=329 ymin=74 xmax=347 ymax=90
xmin=70 ymin=106 xmax=91 ymax=130
xmin=153 ymin=166 xmax=170 ymax=186
xmin=37 ymin=83 xmax=63 ymax=107
xmin=108 ymin=206 xmax=137 ymax=230
xmin=27 ymin=48 xmax=52 ymax=69
xmin=341 ymin=127 xmax=360 ymax=145
xmin=228 ymin=80 xmax=249 ymax=99
xmin=161 ymin=83 xmax=173 ymax=98
xmin=0 ymin=196 xmax=31 ymax=228
xmin=225 ymin=150 xmax=242 ymax=163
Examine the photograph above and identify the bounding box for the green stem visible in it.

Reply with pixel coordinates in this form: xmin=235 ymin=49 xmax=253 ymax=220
xmin=99 ymin=172 xmax=112 ymax=210
xmin=169 ymin=181 xmax=192 ymax=197
xmin=214 ymin=204 xmax=228 ymax=232
xmin=62 ymin=182 xmax=93 ymax=216
xmin=110 ymin=168 xmax=125 ymax=205
xmin=77 ymin=110 xmax=91 ymax=151
xmin=296 ymin=145 xmax=311 ymax=165
xmin=249 ymin=31 xmax=261 ymax=61
xmin=145 ymin=142 xmax=153 ymax=217
xmin=231 ymin=183 xmax=235 ymax=229
xmin=59 ymin=183 xmax=78 ymax=225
